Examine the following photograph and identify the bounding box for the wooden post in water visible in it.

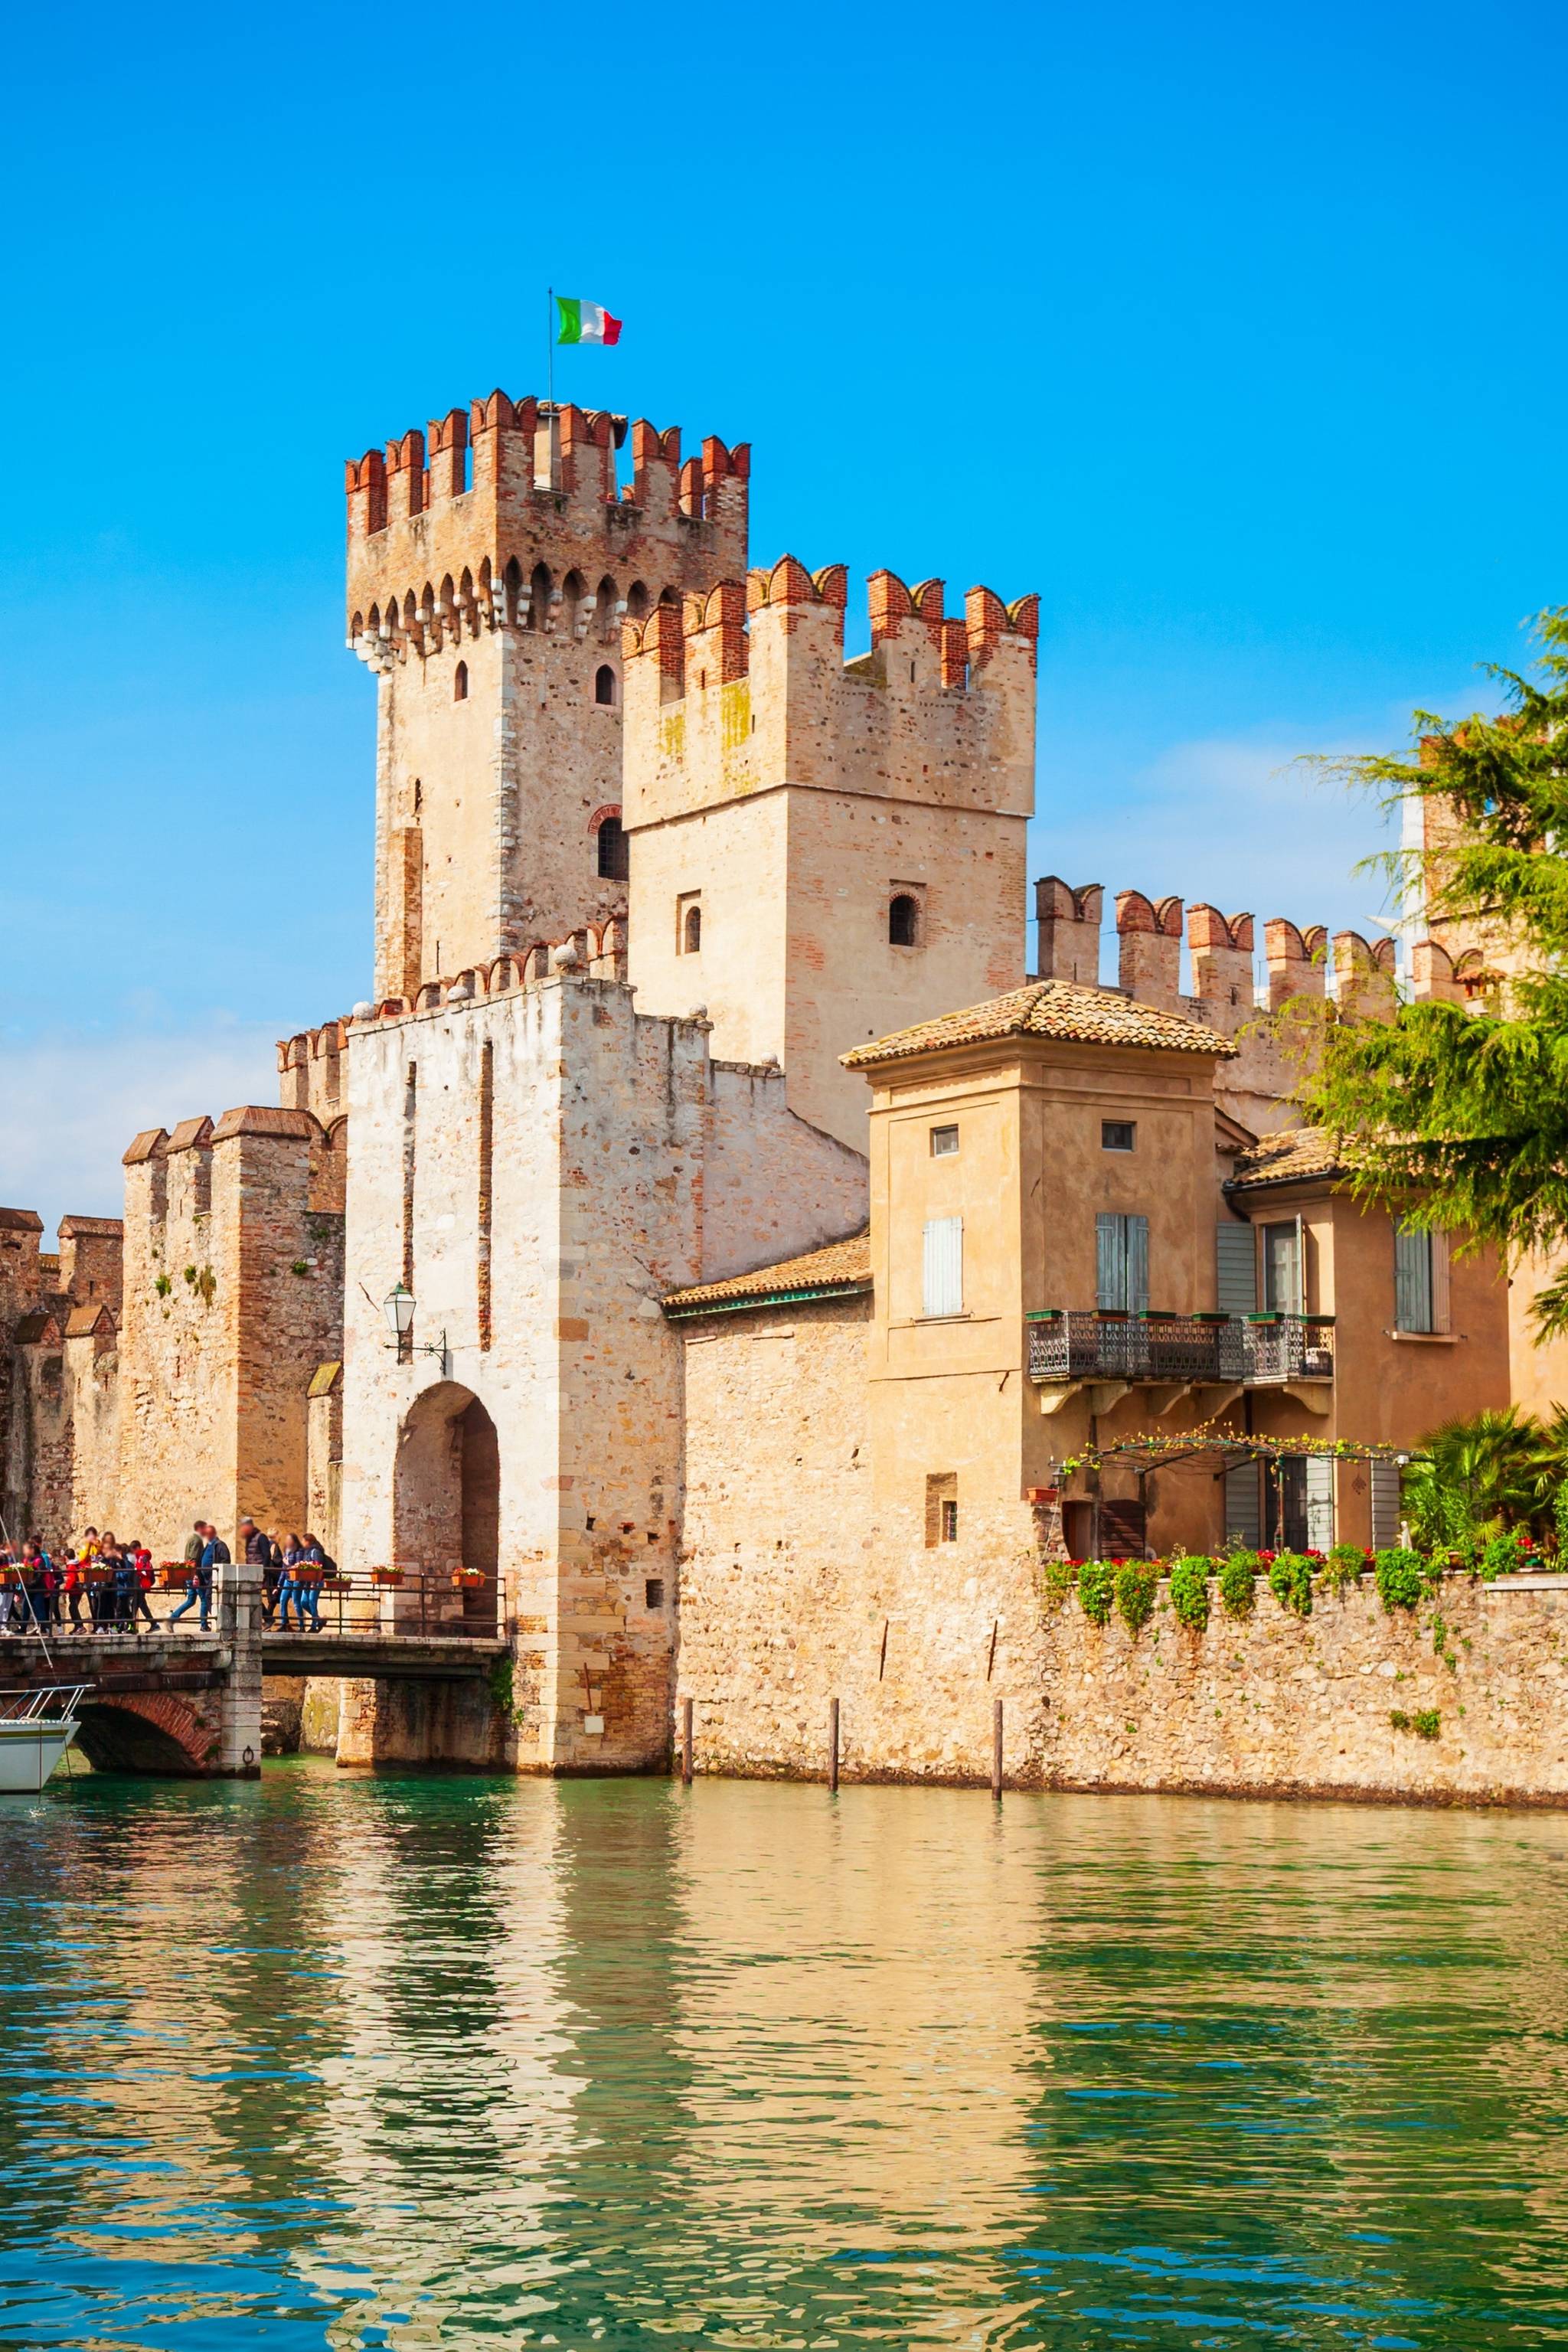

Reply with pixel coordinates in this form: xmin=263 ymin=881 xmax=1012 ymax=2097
xmin=991 ymin=1698 xmax=1004 ymax=1801
xmin=681 ymin=1696 xmax=694 ymax=1785
xmin=828 ymin=1697 xmax=840 ymax=1793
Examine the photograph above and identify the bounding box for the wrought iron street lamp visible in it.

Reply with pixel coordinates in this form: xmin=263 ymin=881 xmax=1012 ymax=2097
xmin=382 ymin=1283 xmax=448 ymax=1367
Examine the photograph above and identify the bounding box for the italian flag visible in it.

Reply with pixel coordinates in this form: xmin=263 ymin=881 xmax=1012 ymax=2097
xmin=556 ymin=296 xmax=622 ymax=347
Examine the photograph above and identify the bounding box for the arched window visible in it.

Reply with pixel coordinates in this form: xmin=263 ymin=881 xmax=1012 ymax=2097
xmin=889 ymin=893 xmax=920 ymax=947
xmin=596 ymin=816 xmax=629 ymax=882
xmin=454 ymin=662 xmax=469 ymax=702
xmin=594 ymin=664 xmax=616 ymax=707
xmin=684 ymin=903 xmax=702 ymax=955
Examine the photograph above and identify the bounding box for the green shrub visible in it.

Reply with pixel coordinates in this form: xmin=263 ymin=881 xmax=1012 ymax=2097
xmin=1168 ymin=1553 xmax=1212 ymax=1633
xmin=1481 ymin=1529 xmax=1534 ymax=1581
xmin=1321 ymin=1544 xmax=1366 ymax=1595
xmin=1218 ymin=1549 xmax=1259 ymax=1619
xmin=1390 ymin=1706 xmax=1442 ymax=1740
xmin=1115 ymin=1560 xmax=1158 ymax=1636
xmin=1077 ymin=1559 xmax=1114 ymax=1626
xmin=1374 ymin=1547 xmax=1426 ymax=1612
xmin=1041 ymin=1557 xmax=1077 ymax=1609
xmin=1267 ymin=1550 xmax=1314 ymax=1618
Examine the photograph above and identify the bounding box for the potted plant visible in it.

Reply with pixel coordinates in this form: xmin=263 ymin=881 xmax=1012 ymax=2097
xmin=452 ymin=1568 xmax=486 ymax=1589
xmin=371 ymin=1566 xmax=404 ymax=1588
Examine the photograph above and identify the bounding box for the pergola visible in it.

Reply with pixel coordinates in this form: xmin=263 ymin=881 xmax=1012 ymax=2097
xmin=1037 ymin=1427 xmax=1410 ymax=1557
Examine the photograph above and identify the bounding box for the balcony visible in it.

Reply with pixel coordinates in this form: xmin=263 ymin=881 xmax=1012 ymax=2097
xmin=1025 ymin=1311 xmax=1334 ymax=1387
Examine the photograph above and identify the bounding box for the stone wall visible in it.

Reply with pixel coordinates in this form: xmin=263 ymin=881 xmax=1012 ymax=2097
xmin=119 ymin=1109 xmax=345 ymax=1554
xmin=339 ymin=959 xmax=865 ymax=1777
xmin=623 ymin=564 xmax=1036 ymax=1154
xmin=675 ymin=1294 xmax=1568 ymax=1805
xmin=346 ymin=392 xmax=749 ymax=996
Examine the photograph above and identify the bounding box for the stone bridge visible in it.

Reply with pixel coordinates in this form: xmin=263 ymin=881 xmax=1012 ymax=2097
xmin=1 ymin=1567 xmax=507 ymax=1776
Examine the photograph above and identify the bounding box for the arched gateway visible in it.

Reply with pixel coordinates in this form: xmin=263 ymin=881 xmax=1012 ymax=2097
xmin=393 ymin=1382 xmax=500 ymax=1627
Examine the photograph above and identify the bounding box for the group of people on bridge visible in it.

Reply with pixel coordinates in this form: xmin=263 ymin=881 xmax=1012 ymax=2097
xmin=0 ymin=1517 xmax=336 ymax=1637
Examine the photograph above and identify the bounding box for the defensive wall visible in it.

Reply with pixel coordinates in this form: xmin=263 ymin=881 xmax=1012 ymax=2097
xmin=1 ymin=1209 xmax=122 ymax=1543
xmin=346 ymin=392 xmax=750 ymax=998
xmin=118 ymin=1107 xmax=345 ymax=1552
xmin=622 ymin=561 xmax=1037 ymax=1152
xmin=338 ymin=930 xmax=867 ymax=1776
xmin=1035 ymin=877 xmax=1420 ymax=1135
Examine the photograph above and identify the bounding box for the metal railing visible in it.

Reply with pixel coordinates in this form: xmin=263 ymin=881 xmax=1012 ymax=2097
xmin=0 ymin=1570 xmax=506 ymax=1643
xmin=1026 ymin=1311 xmax=1334 ymax=1386
xmin=260 ymin=1569 xmax=505 ymax=1642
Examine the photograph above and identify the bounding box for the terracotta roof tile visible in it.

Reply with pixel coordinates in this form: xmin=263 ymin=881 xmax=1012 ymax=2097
xmin=0 ymin=1207 xmax=44 ymax=1233
xmin=64 ymin=1304 xmax=116 ymax=1338
xmin=1227 ymin=1126 xmax=1348 ymax=1191
xmin=664 ymin=1228 xmax=871 ymax=1314
xmin=57 ymin=1215 xmax=122 ymax=1238
xmin=841 ymin=981 xmax=1236 ymax=1069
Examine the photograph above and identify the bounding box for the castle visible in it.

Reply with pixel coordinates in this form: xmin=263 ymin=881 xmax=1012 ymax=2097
xmin=0 ymin=384 xmax=1517 ymax=1782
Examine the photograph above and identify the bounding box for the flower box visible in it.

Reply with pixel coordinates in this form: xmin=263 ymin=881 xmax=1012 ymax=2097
xmin=371 ymin=1569 xmax=404 ymax=1588
xmin=452 ymin=1570 xmax=486 ymax=1589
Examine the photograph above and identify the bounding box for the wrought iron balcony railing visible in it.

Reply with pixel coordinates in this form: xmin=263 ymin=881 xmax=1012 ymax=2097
xmin=1025 ymin=1311 xmax=1334 ymax=1387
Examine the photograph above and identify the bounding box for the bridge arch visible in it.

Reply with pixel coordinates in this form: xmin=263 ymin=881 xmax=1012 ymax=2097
xmin=74 ymin=1691 xmax=217 ymax=1775
xmin=394 ymin=1381 xmax=500 ymax=1625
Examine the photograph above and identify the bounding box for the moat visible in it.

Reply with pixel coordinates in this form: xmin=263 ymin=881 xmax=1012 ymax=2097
xmin=2 ymin=1768 xmax=1565 ymax=2350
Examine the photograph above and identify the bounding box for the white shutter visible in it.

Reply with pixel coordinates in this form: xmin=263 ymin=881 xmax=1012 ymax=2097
xmin=923 ymin=1217 xmax=962 ymax=1318
xmin=1305 ymin=1455 xmax=1334 ymax=1550
xmin=1293 ymin=1213 xmax=1307 ymax=1315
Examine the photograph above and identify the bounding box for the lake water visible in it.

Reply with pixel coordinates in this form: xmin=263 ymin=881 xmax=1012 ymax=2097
xmin=1 ymin=1762 xmax=1566 ymax=2350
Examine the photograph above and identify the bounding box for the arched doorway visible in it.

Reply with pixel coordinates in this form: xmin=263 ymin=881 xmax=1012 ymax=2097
xmin=393 ymin=1383 xmax=500 ymax=1630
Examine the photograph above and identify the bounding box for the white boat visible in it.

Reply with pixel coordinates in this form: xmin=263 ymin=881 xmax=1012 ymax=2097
xmin=0 ymin=1687 xmax=87 ymax=1792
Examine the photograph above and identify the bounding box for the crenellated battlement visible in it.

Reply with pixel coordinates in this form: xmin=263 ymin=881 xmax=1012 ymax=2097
xmin=620 ymin=555 xmax=1037 ymax=834
xmin=345 ymin=389 xmax=749 ymax=652
xmin=342 ymin=916 xmax=632 ymax=1032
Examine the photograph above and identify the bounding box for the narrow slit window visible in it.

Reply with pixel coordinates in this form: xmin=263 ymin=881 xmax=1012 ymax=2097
xmin=682 ymin=903 xmax=702 ymax=954
xmin=594 ymin=664 xmax=616 ymax=707
xmin=889 ymin=893 xmax=920 ymax=947
xmin=453 ymin=661 xmax=469 ymax=701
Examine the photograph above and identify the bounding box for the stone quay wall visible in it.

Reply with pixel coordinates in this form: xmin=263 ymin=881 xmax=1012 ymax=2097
xmin=678 ymin=1495 xmax=1568 ymax=1807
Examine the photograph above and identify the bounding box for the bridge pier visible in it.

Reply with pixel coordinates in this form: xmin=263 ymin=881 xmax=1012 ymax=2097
xmin=216 ymin=1560 xmax=263 ymax=1776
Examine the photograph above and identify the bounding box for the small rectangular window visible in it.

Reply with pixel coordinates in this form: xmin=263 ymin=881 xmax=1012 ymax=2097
xmin=930 ymin=1125 xmax=959 ymax=1158
xmin=925 ymin=1472 xmax=958 ymax=1547
xmin=923 ymin=1216 xmax=963 ymax=1316
xmin=1101 ymin=1119 xmax=1135 ymax=1152
xmin=645 ymin=1577 xmax=665 ymax=1609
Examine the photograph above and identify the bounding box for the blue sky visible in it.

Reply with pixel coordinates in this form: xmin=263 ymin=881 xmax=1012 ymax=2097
xmin=3 ymin=0 xmax=1563 ymax=1233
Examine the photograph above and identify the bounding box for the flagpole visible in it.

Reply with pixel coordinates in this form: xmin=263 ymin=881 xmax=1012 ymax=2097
xmin=547 ymin=285 xmax=554 ymax=413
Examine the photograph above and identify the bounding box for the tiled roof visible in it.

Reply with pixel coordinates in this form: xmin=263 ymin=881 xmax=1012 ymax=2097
xmin=664 ymin=1228 xmax=871 ymax=1314
xmin=0 ymin=1207 xmax=44 ymax=1233
xmin=57 ymin=1215 xmax=122 ymax=1238
xmin=841 ymin=981 xmax=1236 ymax=1068
xmin=64 ymin=1304 xmax=116 ymax=1338
xmin=1227 ymin=1126 xmax=1348 ymax=1191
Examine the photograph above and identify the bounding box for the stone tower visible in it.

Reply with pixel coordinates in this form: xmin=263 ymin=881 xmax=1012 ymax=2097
xmin=346 ymin=394 xmax=750 ymax=1000
xmin=620 ymin=560 xmax=1038 ymax=1153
